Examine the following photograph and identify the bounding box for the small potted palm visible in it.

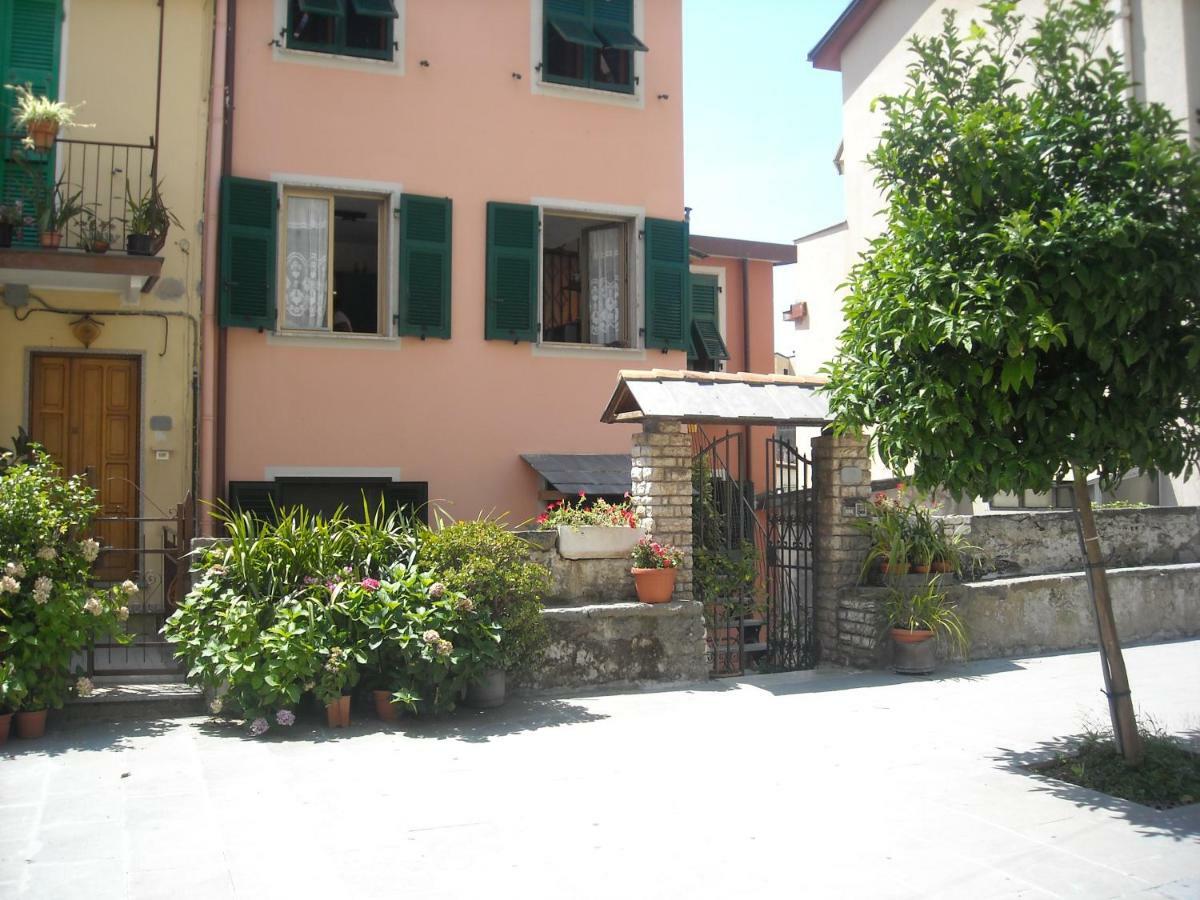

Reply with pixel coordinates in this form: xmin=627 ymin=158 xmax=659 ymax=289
xmin=6 ymin=83 xmax=89 ymax=151
xmin=630 ymin=537 xmax=683 ymax=604
xmin=32 ymin=176 xmax=88 ymax=249
xmin=79 ymin=214 xmax=116 ymax=254
xmin=883 ymin=576 xmax=968 ymax=675
xmin=124 ymin=181 xmax=180 ymax=256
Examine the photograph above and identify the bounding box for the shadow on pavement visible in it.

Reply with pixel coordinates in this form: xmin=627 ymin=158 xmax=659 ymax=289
xmin=991 ymin=732 xmax=1200 ymax=843
xmin=1 ymin=718 xmax=181 ymax=758
xmin=712 ymin=656 xmax=1027 ymax=698
xmin=193 ymin=696 xmax=609 ymax=745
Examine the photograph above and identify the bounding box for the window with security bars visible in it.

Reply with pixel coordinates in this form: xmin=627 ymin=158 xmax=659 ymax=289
xmin=542 ymin=0 xmax=647 ymax=94
xmin=287 ymin=0 xmax=397 ymax=61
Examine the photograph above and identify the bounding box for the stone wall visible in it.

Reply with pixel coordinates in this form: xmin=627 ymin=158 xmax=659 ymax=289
xmin=631 ymin=419 xmax=693 ymax=602
xmin=951 ymin=506 xmax=1200 ymax=579
xmin=518 ymin=532 xmax=639 ymax=605
xmin=515 ymin=600 xmax=709 ymax=691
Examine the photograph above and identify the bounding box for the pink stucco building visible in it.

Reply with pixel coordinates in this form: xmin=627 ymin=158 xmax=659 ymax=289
xmin=199 ymin=0 xmax=794 ymax=525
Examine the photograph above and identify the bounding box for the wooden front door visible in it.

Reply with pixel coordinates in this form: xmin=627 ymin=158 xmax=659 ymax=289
xmin=29 ymin=354 xmax=140 ymax=581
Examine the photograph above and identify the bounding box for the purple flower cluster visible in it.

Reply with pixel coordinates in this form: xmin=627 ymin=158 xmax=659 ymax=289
xmin=275 ymin=709 xmax=296 ymax=727
xmin=249 ymin=717 xmax=270 ymax=737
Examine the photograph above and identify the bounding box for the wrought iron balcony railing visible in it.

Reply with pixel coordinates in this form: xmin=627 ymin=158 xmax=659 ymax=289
xmin=1 ymin=133 xmax=158 ymax=254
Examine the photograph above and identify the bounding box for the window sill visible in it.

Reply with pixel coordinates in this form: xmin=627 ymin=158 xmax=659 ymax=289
xmin=533 ymin=78 xmax=643 ymax=109
xmin=272 ymin=43 xmax=404 ymax=76
xmin=267 ymin=330 xmax=400 ymax=350
xmin=533 ymin=342 xmax=647 ymax=361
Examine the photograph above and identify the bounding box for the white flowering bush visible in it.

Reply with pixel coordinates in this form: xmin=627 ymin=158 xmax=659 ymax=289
xmin=0 ymin=448 xmax=131 ymax=710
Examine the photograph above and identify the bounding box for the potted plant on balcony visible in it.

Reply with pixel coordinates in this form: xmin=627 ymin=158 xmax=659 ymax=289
xmin=0 ymin=201 xmax=22 ymax=248
xmin=6 ymin=83 xmax=90 ymax=152
xmin=535 ymin=492 xmax=643 ymax=559
xmin=630 ymin=537 xmax=683 ymax=604
xmin=124 ymin=181 xmax=180 ymax=256
xmin=32 ymin=177 xmax=88 ymax=250
xmin=883 ymin=575 xmax=968 ymax=675
xmin=79 ymin=214 xmax=116 ymax=254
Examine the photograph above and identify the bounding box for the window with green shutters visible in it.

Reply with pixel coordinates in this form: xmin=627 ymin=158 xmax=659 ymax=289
xmin=398 ymin=194 xmax=452 ymax=339
xmin=688 ymin=272 xmax=729 ymax=370
xmin=0 ymin=0 xmax=62 ymax=246
xmin=542 ymin=0 xmax=647 ymax=94
xmin=485 ymin=202 xmax=539 ymax=342
xmin=219 ymin=176 xmax=278 ymax=330
xmin=286 ymin=0 xmax=396 ymax=62
xmin=644 ymin=217 xmax=691 ymax=351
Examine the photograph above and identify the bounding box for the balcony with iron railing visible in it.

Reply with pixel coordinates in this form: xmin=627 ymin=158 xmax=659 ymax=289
xmin=0 ymin=133 xmax=165 ymax=300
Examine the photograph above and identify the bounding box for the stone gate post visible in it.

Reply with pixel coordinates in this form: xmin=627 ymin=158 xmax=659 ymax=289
xmin=631 ymin=419 xmax=693 ymax=603
xmin=811 ymin=433 xmax=874 ymax=665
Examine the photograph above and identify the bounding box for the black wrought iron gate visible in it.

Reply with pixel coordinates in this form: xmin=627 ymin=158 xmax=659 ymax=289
xmin=693 ymin=430 xmax=816 ymax=675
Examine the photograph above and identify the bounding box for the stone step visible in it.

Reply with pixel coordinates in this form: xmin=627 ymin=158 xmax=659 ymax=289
xmin=64 ymin=680 xmax=205 ymax=723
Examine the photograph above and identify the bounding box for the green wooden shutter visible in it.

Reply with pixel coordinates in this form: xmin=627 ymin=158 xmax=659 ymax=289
xmin=398 ymin=194 xmax=452 ymax=339
xmin=689 ymin=273 xmax=728 ymax=362
xmin=644 ymin=217 xmax=690 ymax=351
xmin=219 ymin=176 xmax=277 ymax=330
xmin=485 ymin=201 xmax=539 ymax=342
xmin=0 ymin=0 xmax=62 ymax=246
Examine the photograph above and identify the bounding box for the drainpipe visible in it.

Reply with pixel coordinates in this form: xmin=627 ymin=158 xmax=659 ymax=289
xmin=741 ymin=256 xmax=752 ymax=486
xmin=1110 ymin=0 xmax=1134 ymax=99
xmin=152 ymin=0 xmax=165 ymax=180
xmin=215 ymin=0 xmax=237 ymax=520
xmin=199 ymin=0 xmax=230 ymax=535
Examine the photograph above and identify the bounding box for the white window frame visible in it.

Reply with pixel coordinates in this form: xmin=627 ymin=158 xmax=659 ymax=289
xmin=272 ymin=0 xmax=407 ymax=76
xmin=528 ymin=0 xmax=646 ymax=109
xmin=531 ymin=197 xmax=647 ymax=360
xmin=268 ymin=173 xmax=402 ymax=346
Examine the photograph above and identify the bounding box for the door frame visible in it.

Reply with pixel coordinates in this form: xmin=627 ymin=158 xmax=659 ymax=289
xmin=25 ymin=348 xmax=147 ymax=529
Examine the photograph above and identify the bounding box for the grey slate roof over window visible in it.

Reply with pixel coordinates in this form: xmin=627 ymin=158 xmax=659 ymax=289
xmin=520 ymin=453 xmax=633 ymax=496
xmin=600 ymin=370 xmax=831 ymax=426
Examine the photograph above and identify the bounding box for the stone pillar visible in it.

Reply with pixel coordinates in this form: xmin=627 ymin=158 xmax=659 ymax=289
xmin=812 ymin=433 xmax=874 ymax=665
xmin=631 ymin=419 xmax=693 ymax=603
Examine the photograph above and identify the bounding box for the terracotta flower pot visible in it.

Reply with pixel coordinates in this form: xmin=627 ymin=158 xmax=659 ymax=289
xmin=891 ymin=628 xmax=937 ymax=675
xmin=27 ymin=120 xmax=58 ymax=151
xmin=83 ymin=240 xmax=110 ymax=255
xmin=372 ymin=689 xmax=398 ymax=722
xmin=324 ymin=698 xmax=350 ymax=729
xmin=910 ymin=563 xmax=931 ymax=574
xmin=880 ymin=561 xmax=910 ymax=576
xmin=931 ymin=560 xmax=952 ymax=574
xmin=16 ymin=709 xmax=48 ymax=739
xmin=0 ymin=712 xmax=11 ymax=746
xmin=632 ymin=566 xmax=677 ymax=604
xmin=39 ymin=231 xmax=61 ymax=250
xmin=338 ymin=694 xmax=351 ymax=727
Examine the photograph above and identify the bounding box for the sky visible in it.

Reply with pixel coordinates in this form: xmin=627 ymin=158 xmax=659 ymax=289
xmin=682 ymin=0 xmax=850 ymax=345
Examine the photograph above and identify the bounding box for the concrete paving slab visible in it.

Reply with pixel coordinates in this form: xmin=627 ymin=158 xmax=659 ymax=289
xmin=1 ymin=640 xmax=1198 ymax=898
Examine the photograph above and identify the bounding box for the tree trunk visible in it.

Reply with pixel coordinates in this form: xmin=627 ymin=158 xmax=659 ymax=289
xmin=1071 ymin=466 xmax=1143 ymax=765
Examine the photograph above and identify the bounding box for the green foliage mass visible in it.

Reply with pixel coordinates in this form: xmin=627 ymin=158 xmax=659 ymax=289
xmin=418 ymin=518 xmax=550 ymax=674
xmin=824 ymin=0 xmax=1200 ymax=499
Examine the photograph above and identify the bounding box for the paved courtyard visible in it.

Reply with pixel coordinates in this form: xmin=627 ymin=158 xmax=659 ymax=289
xmin=2 ymin=640 xmax=1198 ymax=899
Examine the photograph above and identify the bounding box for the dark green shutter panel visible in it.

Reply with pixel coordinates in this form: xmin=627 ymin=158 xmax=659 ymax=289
xmin=485 ymin=201 xmax=539 ymax=342
xmin=228 ymin=482 xmax=279 ymax=522
xmin=383 ymin=482 xmax=430 ymax=525
xmin=219 ymin=176 xmax=277 ymax=329
xmin=644 ymin=217 xmax=690 ymax=351
xmin=350 ymin=0 xmax=397 ymax=17
xmin=689 ymin=273 xmax=728 ymax=361
xmin=592 ymin=0 xmax=648 ymax=51
xmin=298 ymin=0 xmax=345 ymax=15
xmin=398 ymin=194 xmax=452 ymax=339
xmin=544 ymin=0 xmax=602 ymax=48
xmin=0 ymin=0 xmax=62 ymax=247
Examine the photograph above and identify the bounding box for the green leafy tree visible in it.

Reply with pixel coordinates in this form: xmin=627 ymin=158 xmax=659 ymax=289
xmin=825 ymin=0 xmax=1200 ymax=763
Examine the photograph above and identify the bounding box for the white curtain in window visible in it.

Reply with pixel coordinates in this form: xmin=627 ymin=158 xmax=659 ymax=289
xmin=284 ymin=196 xmax=329 ymax=330
xmin=587 ymin=225 xmax=622 ymax=346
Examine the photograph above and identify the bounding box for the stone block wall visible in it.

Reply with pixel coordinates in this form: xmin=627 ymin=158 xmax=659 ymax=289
xmin=631 ymin=419 xmax=693 ymax=602
xmin=811 ymin=434 xmax=875 ymax=667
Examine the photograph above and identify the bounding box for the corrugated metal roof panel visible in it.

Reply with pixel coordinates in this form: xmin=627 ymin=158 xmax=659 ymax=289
xmin=520 ymin=454 xmax=632 ymax=495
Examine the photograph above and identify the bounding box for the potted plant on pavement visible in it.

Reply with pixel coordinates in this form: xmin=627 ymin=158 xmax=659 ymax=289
xmin=0 ymin=660 xmax=26 ymax=746
xmin=6 ymin=83 xmax=90 ymax=151
xmin=630 ymin=536 xmax=683 ymax=604
xmin=124 ymin=181 xmax=179 ymax=256
xmin=883 ymin=575 xmax=968 ymax=675
xmin=535 ymin=492 xmax=643 ymax=559
xmin=0 ymin=201 xmax=22 ymax=248
xmin=419 ymin=517 xmax=550 ymax=709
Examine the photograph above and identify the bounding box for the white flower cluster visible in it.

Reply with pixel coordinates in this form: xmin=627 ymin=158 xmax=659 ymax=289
xmin=32 ymin=576 xmax=52 ymax=605
xmin=0 ymin=575 xmax=18 ymax=594
xmin=83 ymin=595 xmax=102 ymax=616
xmin=117 ymin=606 xmax=130 ymax=622
xmin=120 ymin=579 xmax=139 ymax=596
xmin=4 ymin=561 xmax=26 ymax=578
xmin=36 ymin=546 xmax=57 ymax=561
xmin=76 ymin=677 xmax=95 ymax=698
xmin=79 ymin=538 xmax=101 ymax=563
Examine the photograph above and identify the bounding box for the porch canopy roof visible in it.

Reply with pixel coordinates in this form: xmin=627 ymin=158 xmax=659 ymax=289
xmin=600 ymin=369 xmax=832 ymax=427
xmin=520 ymin=453 xmax=632 ymax=495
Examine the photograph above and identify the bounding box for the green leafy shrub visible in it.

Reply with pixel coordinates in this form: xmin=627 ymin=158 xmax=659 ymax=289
xmin=418 ymin=517 xmax=550 ymax=674
xmin=0 ymin=448 xmax=130 ymax=710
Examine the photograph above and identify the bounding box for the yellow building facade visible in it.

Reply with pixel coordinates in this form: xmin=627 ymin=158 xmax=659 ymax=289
xmin=0 ymin=0 xmax=213 ymax=665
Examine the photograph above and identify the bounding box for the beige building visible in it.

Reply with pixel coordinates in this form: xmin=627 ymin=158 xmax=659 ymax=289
xmin=0 ymin=0 xmax=213 ymax=666
xmin=796 ymin=0 xmax=1200 ymax=508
